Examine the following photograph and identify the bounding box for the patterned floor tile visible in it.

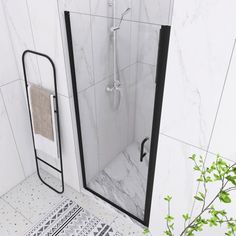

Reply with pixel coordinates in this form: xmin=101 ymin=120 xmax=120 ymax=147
xmin=64 ymin=185 xmax=118 ymax=225
xmin=0 ymin=198 xmax=32 ymax=236
xmin=2 ymin=171 xmax=65 ymax=223
xmin=110 ymin=214 xmax=146 ymax=236
xmin=24 ymin=198 xmax=122 ymax=236
xmin=1 ymin=170 xmax=145 ymax=235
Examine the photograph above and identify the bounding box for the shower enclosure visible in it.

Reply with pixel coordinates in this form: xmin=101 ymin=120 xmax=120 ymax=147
xmin=65 ymin=7 xmax=170 ymax=226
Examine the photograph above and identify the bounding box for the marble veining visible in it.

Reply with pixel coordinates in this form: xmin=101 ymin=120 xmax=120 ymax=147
xmin=88 ymin=142 xmax=149 ymax=220
xmin=70 ymin=13 xmax=94 ymax=92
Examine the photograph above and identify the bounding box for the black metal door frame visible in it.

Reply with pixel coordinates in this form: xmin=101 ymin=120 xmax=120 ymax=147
xmin=22 ymin=50 xmax=64 ymax=194
xmin=64 ymin=11 xmax=170 ymax=226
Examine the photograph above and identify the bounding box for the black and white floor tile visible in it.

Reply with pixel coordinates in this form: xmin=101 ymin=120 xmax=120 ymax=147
xmin=24 ymin=198 xmax=122 ymax=236
xmin=0 ymin=171 xmax=145 ymax=236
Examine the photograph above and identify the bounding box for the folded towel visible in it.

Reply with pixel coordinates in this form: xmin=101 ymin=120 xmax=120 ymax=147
xmin=29 ymin=85 xmax=54 ymax=141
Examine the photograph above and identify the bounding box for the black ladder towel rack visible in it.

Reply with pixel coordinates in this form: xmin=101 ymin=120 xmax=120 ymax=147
xmin=22 ymin=50 xmax=64 ymax=194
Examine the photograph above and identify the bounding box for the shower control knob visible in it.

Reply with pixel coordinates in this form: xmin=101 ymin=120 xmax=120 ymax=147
xmin=106 ymin=80 xmax=121 ymax=92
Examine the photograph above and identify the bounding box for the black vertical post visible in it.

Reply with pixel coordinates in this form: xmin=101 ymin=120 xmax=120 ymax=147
xmin=144 ymin=25 xmax=171 ymax=226
xmin=64 ymin=11 xmax=87 ymax=187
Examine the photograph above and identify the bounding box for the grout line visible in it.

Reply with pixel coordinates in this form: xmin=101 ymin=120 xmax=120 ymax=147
xmin=25 ymin=0 xmax=43 ymax=87
xmin=160 ymin=132 xmax=209 ymax=153
xmin=137 ymin=61 xmax=156 ymax=67
xmin=189 ymin=38 xmax=236 ymax=220
xmin=0 ymin=0 xmax=21 ymax=78
xmin=160 ymin=132 xmax=234 ymax=162
xmin=207 ymin=150 xmax=235 ymax=163
xmin=19 ymin=78 xmax=73 ymax=99
xmin=89 ymin=1 xmax=101 ymax=172
xmin=67 ymin=10 xmax=163 ymax=27
xmin=77 ymin=62 xmax=137 ymax=94
xmin=205 ymin=39 xmax=236 ymax=155
xmin=127 ymin=6 xmax=135 ymax=144
xmin=0 ymin=171 xmax=36 ymax=199
xmin=132 ymin=2 xmax=142 ymax=141
xmin=1 ymin=197 xmax=33 ymax=224
xmin=0 ymin=78 xmax=21 ymax=88
xmin=167 ymin=0 xmax=174 ymax=25
xmin=109 ymin=215 xmax=119 ymax=229
xmin=58 ymin=92 xmax=72 ymax=99
xmin=0 ymin=89 xmax=26 ymax=178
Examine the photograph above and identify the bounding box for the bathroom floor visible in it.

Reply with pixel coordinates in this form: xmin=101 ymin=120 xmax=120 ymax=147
xmin=88 ymin=142 xmax=149 ymax=220
xmin=0 ymin=170 xmax=145 ymax=236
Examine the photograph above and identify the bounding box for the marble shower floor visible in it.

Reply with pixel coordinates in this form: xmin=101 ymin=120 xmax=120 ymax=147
xmin=0 ymin=170 xmax=145 ymax=236
xmin=88 ymin=142 xmax=149 ymax=220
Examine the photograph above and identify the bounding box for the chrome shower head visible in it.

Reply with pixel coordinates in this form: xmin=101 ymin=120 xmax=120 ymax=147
xmin=111 ymin=7 xmax=131 ymax=32
xmin=121 ymin=7 xmax=131 ymax=17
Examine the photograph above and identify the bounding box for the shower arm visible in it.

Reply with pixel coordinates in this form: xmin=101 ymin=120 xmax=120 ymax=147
xmin=111 ymin=7 xmax=131 ymax=31
xmin=111 ymin=7 xmax=131 ymax=83
xmin=106 ymin=6 xmax=131 ymax=93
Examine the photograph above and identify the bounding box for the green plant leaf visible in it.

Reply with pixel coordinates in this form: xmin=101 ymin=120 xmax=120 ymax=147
xmin=165 ymin=215 xmax=174 ymax=222
xmin=164 ymin=195 xmax=172 ymax=202
xmin=226 ymin=175 xmax=236 ymax=186
xmin=183 ymin=213 xmax=190 ymax=221
xmin=232 ymin=167 xmax=236 ymax=175
xmin=194 ymin=166 xmax=201 ymax=171
xmin=214 ymin=173 xmax=221 ymax=180
xmin=143 ymin=228 xmax=150 ymax=234
xmin=219 ymin=191 xmax=231 ymax=203
xmin=194 ymin=196 xmax=204 ymax=202
xmin=189 ymin=154 xmax=196 ymax=161
xmin=162 ymin=154 xmax=236 ymax=236
xmin=199 ymin=192 xmax=205 ymax=199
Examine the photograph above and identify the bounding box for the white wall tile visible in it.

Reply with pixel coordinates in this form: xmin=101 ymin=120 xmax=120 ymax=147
xmin=59 ymin=0 xmax=90 ymax=14
xmin=149 ymin=134 xmax=206 ymax=235
xmin=91 ymin=15 xmax=114 ymax=83
xmin=2 ymin=0 xmax=41 ymax=84
xmin=70 ymin=13 xmax=94 ymax=92
xmin=27 ymin=0 xmax=70 ymax=97
xmin=119 ymin=64 xmax=136 ymax=144
xmin=136 ymin=0 xmax=172 ymax=25
xmin=78 ymin=86 xmax=99 ymax=182
xmin=1 ymin=80 xmax=35 ymax=177
xmin=95 ymin=77 xmax=129 ymax=170
xmin=160 ymin=0 xmax=236 ymax=149
xmin=150 ymin=0 xmax=236 ymax=234
xmin=90 ymin=0 xmax=111 ymax=17
xmin=116 ymin=18 xmax=131 ymax=71
xmin=0 ymin=92 xmax=25 ymax=196
xmin=137 ymin=22 xmax=160 ymax=66
xmin=90 ymin=0 xmax=132 ymax=19
xmin=0 ymin=0 xmax=19 ymax=86
xmin=130 ymin=21 xmax=139 ymax=65
xmin=134 ymin=63 xmax=156 ymax=146
xmin=209 ymin=43 xmax=236 ymax=161
xmin=57 ymin=95 xmax=80 ymax=191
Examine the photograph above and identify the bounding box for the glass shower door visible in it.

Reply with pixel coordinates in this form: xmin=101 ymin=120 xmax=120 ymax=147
xmin=65 ymin=11 xmax=170 ymax=225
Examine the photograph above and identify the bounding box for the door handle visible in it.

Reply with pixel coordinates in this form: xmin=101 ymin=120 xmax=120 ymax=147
xmin=140 ymin=137 xmax=149 ymax=162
